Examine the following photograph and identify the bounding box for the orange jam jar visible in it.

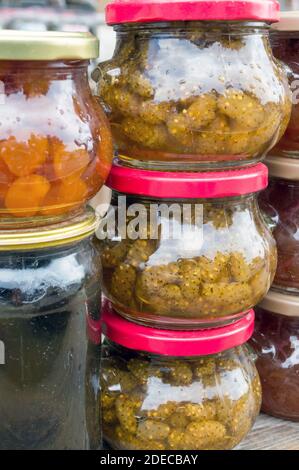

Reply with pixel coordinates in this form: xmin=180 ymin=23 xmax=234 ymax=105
xmin=0 ymin=31 xmax=112 ymax=224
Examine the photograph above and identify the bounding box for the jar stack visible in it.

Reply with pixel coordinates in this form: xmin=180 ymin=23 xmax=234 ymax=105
xmin=0 ymin=31 xmax=113 ymax=449
xmin=251 ymin=11 xmax=299 ymax=422
xmin=95 ymin=0 xmax=291 ymax=449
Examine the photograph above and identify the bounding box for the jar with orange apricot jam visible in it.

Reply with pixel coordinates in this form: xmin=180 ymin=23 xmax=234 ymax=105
xmin=0 ymin=31 xmax=112 ymax=224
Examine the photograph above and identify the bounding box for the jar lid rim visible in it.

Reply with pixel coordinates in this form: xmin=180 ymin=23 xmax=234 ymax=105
xmin=107 ymin=161 xmax=268 ymax=198
xmin=265 ymin=155 xmax=299 ymax=180
xmin=0 ymin=208 xmax=98 ymax=250
xmin=106 ymin=0 xmax=279 ymax=24
xmin=102 ymin=301 xmax=255 ymax=356
xmin=271 ymin=10 xmax=299 ymax=31
xmin=258 ymin=289 xmax=299 ymax=317
xmin=0 ymin=30 xmax=99 ymax=61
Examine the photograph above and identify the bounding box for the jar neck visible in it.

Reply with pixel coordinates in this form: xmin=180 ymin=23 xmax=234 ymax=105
xmin=114 ymin=21 xmax=270 ymax=36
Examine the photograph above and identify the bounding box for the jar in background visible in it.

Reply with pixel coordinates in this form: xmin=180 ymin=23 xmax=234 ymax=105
xmin=251 ymin=289 xmax=299 ymax=421
xmin=98 ymin=161 xmax=276 ymax=328
xmin=270 ymin=11 xmax=299 ymax=158
xmin=101 ymin=305 xmax=261 ymax=450
xmin=259 ymin=155 xmax=299 ymax=293
xmin=93 ymin=0 xmax=291 ymax=170
xmin=0 ymin=30 xmax=112 ymax=224
xmin=0 ymin=209 xmax=102 ymax=450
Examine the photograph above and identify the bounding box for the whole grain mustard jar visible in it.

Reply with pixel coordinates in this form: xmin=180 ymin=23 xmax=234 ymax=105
xmin=101 ymin=304 xmax=261 ymax=450
xmin=251 ymin=289 xmax=299 ymax=422
xmin=0 ymin=209 xmax=102 ymax=450
xmin=93 ymin=0 xmax=291 ymax=170
xmin=98 ymin=161 xmax=277 ymax=329
xmin=0 ymin=30 xmax=112 ymax=224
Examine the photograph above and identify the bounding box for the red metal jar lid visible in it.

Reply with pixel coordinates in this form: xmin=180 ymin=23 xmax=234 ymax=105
xmin=106 ymin=161 xmax=268 ymax=198
xmin=102 ymin=302 xmax=255 ymax=356
xmin=106 ymin=0 xmax=279 ymax=25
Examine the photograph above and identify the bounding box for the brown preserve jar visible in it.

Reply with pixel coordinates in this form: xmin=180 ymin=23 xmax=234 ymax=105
xmin=94 ymin=0 xmax=291 ymax=170
xmin=0 ymin=31 xmax=112 ymax=223
xmin=251 ymin=290 xmax=299 ymax=421
xmin=259 ymin=155 xmax=299 ymax=292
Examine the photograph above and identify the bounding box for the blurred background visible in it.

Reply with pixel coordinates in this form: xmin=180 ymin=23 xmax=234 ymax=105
xmin=0 ymin=1 xmax=295 ymax=63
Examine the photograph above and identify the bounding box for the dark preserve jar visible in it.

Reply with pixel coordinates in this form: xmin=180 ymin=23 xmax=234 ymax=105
xmin=94 ymin=0 xmax=291 ymax=170
xmin=101 ymin=304 xmax=261 ymax=450
xmin=251 ymin=289 xmax=299 ymax=421
xmin=0 ymin=209 xmax=102 ymax=449
xmin=259 ymin=155 xmax=299 ymax=292
xmin=98 ymin=161 xmax=276 ymax=328
xmin=270 ymin=11 xmax=299 ymax=158
xmin=0 ymin=30 xmax=112 ymax=224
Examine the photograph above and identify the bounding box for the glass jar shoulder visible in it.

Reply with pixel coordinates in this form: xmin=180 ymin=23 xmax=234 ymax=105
xmin=101 ymin=341 xmax=261 ymax=450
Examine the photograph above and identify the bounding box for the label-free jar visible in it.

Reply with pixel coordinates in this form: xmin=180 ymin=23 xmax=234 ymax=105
xmin=0 ymin=209 xmax=102 ymax=449
xmin=251 ymin=289 xmax=299 ymax=421
xmin=271 ymin=11 xmax=299 ymax=158
xmin=259 ymin=155 xmax=299 ymax=293
xmin=93 ymin=0 xmax=290 ymax=170
xmin=98 ymin=161 xmax=277 ymax=328
xmin=0 ymin=31 xmax=112 ymax=222
xmin=101 ymin=305 xmax=261 ymax=450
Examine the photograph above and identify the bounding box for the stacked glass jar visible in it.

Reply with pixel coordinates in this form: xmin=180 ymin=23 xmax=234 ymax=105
xmin=0 ymin=31 xmax=113 ymax=449
xmin=94 ymin=0 xmax=292 ymax=449
xmin=254 ymin=10 xmax=299 ymax=419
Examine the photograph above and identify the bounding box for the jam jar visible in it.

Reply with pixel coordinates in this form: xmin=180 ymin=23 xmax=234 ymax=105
xmin=259 ymin=155 xmax=299 ymax=293
xmin=98 ymin=161 xmax=277 ymax=328
xmin=251 ymin=289 xmax=299 ymax=421
xmin=101 ymin=305 xmax=261 ymax=450
xmin=0 ymin=209 xmax=102 ymax=450
xmin=270 ymin=11 xmax=299 ymax=159
xmin=0 ymin=30 xmax=112 ymax=223
xmin=93 ymin=0 xmax=291 ymax=170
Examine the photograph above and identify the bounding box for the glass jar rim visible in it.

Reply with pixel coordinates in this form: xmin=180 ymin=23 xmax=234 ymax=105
xmin=107 ymin=160 xmax=268 ymax=199
xmin=0 ymin=30 xmax=99 ymax=61
xmin=106 ymin=0 xmax=279 ymax=25
xmin=102 ymin=300 xmax=254 ymax=356
xmin=0 ymin=208 xmax=98 ymax=250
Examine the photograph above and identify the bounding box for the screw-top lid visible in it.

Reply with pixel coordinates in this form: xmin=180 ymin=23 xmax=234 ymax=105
xmin=0 ymin=208 xmax=98 ymax=250
xmin=271 ymin=10 xmax=299 ymax=31
xmin=102 ymin=302 xmax=254 ymax=356
xmin=265 ymin=155 xmax=299 ymax=180
xmin=258 ymin=289 xmax=299 ymax=317
xmin=107 ymin=161 xmax=268 ymax=198
xmin=106 ymin=0 xmax=279 ymax=25
xmin=0 ymin=30 xmax=99 ymax=61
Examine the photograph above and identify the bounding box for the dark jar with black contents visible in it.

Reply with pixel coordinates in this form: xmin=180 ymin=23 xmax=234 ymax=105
xmin=0 ymin=209 xmax=102 ymax=450
xmin=251 ymin=289 xmax=299 ymax=421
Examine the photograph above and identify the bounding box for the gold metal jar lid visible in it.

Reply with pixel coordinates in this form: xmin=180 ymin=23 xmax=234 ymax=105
xmin=258 ymin=289 xmax=299 ymax=317
xmin=0 ymin=30 xmax=99 ymax=61
xmin=265 ymin=155 xmax=299 ymax=180
xmin=0 ymin=208 xmax=99 ymax=250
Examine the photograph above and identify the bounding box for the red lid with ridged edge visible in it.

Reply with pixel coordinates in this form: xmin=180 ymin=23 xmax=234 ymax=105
xmin=106 ymin=161 xmax=268 ymax=198
xmin=102 ymin=301 xmax=255 ymax=356
xmin=106 ymin=0 xmax=279 ymax=25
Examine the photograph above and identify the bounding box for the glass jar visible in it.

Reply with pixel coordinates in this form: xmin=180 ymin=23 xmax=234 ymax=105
xmin=270 ymin=11 xmax=299 ymax=158
xmin=101 ymin=305 xmax=261 ymax=450
xmin=98 ymin=161 xmax=277 ymax=328
xmin=93 ymin=0 xmax=291 ymax=171
xmin=0 ymin=30 xmax=112 ymax=224
xmin=251 ymin=289 xmax=299 ymax=421
xmin=0 ymin=209 xmax=102 ymax=450
xmin=259 ymin=155 xmax=299 ymax=292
